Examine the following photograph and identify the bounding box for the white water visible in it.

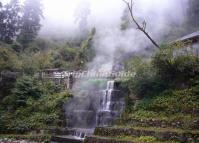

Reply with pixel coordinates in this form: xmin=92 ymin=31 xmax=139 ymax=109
xmin=74 ymin=130 xmax=85 ymax=139
xmin=72 ymin=128 xmax=94 ymax=140
xmin=101 ymin=80 xmax=114 ymax=111
xmin=68 ymin=80 xmax=123 ymax=138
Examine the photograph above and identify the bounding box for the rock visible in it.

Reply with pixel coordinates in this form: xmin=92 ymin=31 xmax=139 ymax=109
xmin=187 ymin=137 xmax=194 ymax=142
xmin=196 ymin=137 xmax=199 ymax=142
xmin=171 ymin=122 xmax=176 ymax=126
xmin=161 ymin=124 xmax=166 ymax=128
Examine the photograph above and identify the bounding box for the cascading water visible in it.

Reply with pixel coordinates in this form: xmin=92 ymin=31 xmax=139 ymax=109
xmin=63 ymin=80 xmax=125 ymax=141
xmin=101 ymin=81 xmax=114 ymax=111
xmin=96 ymin=80 xmax=125 ymax=127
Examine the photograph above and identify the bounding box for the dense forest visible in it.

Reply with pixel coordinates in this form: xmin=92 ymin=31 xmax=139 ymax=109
xmin=0 ymin=0 xmax=199 ymax=142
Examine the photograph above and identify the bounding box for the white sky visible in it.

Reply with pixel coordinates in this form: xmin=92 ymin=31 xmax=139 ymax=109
xmin=41 ymin=0 xmax=125 ymax=36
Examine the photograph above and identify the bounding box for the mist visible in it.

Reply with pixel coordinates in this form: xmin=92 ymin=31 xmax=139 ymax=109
xmin=40 ymin=0 xmax=188 ymax=71
xmin=1 ymin=0 xmax=189 ymax=70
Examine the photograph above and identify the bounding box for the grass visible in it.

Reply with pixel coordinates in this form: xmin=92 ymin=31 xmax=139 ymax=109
xmin=119 ymin=87 xmax=199 ymax=130
xmin=101 ymin=126 xmax=199 ymax=135
xmin=123 ymin=111 xmax=198 ymax=123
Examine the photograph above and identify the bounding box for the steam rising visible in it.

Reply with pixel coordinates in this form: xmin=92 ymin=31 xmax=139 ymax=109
xmin=2 ymin=0 xmax=189 ymax=70
xmin=37 ymin=0 xmax=189 ymax=71
xmin=84 ymin=0 xmax=188 ymax=71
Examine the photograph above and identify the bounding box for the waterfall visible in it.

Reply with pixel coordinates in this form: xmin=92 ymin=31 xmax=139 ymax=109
xmin=107 ymin=81 xmax=114 ymax=90
xmin=96 ymin=80 xmax=125 ymax=127
xmin=74 ymin=131 xmax=84 ymax=139
xmin=71 ymin=128 xmax=94 ymax=140
xmin=64 ymin=79 xmax=125 ymax=139
xmin=101 ymin=81 xmax=114 ymax=111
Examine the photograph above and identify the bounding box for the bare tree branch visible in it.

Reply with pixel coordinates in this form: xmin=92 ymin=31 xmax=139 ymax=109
xmin=122 ymin=0 xmax=160 ymax=49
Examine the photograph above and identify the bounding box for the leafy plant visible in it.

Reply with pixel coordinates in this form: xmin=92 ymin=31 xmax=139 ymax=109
xmin=12 ymin=76 xmax=43 ymax=103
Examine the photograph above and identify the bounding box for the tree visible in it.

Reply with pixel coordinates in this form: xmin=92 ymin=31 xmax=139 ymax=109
xmin=18 ymin=0 xmax=43 ymax=48
xmin=14 ymin=76 xmax=43 ymax=100
xmin=187 ymin=0 xmax=199 ymax=29
xmin=0 ymin=2 xmax=5 ymax=41
xmin=0 ymin=45 xmax=21 ymax=71
xmin=120 ymin=7 xmax=132 ymax=30
xmin=0 ymin=0 xmax=21 ymax=44
xmin=74 ymin=28 xmax=96 ymax=70
xmin=123 ymin=0 xmax=160 ymax=49
xmin=0 ymin=2 xmax=4 ymax=39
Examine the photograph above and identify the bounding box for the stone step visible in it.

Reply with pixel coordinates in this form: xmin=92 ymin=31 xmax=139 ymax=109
xmin=85 ymin=136 xmax=135 ymax=143
xmin=51 ymin=135 xmax=84 ymax=143
xmin=84 ymin=135 xmax=180 ymax=143
xmin=94 ymin=126 xmax=199 ymax=143
xmin=49 ymin=128 xmax=69 ymax=135
xmin=116 ymin=118 xmax=199 ymax=130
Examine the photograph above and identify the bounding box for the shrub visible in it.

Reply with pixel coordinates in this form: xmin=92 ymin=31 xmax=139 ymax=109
xmin=152 ymin=44 xmax=199 ymax=87
xmin=138 ymin=136 xmax=157 ymax=143
xmin=0 ymin=45 xmax=21 ymax=71
xmin=12 ymin=76 xmax=43 ymax=103
xmin=136 ymin=87 xmax=199 ymax=115
xmin=0 ymin=90 xmax=70 ymax=133
xmin=126 ymin=57 xmax=167 ymax=98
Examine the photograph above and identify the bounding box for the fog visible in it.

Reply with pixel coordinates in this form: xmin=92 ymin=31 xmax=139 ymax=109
xmin=39 ymin=0 xmax=189 ymax=70
xmin=1 ymin=0 xmax=189 ymax=70
xmin=39 ymin=0 xmax=188 ymax=38
xmin=40 ymin=0 xmax=125 ymax=37
xmin=2 ymin=0 xmax=188 ymax=39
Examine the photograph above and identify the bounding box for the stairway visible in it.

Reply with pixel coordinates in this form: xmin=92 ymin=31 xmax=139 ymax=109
xmin=51 ymin=128 xmax=93 ymax=143
xmin=51 ymin=80 xmax=125 ymax=142
xmin=85 ymin=118 xmax=199 ymax=143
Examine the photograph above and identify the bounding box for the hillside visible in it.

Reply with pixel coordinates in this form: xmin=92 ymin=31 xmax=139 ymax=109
xmin=0 ymin=0 xmax=199 ymax=142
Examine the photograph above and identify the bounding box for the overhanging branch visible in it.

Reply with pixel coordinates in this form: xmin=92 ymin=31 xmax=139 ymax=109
xmin=123 ymin=0 xmax=160 ymax=49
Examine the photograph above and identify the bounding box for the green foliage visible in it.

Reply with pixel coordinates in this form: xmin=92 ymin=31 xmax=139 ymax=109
xmin=0 ymin=79 xmax=70 ymax=133
xmin=33 ymin=52 xmax=52 ymax=70
xmin=138 ymin=136 xmax=157 ymax=143
xmin=12 ymin=76 xmax=43 ymax=104
xmin=49 ymin=28 xmax=96 ymax=70
xmin=152 ymin=44 xmax=199 ymax=87
xmin=123 ymin=43 xmax=199 ymax=100
xmin=122 ymin=43 xmax=199 ymax=129
xmin=0 ymin=0 xmax=43 ymax=45
xmin=17 ymin=0 xmax=43 ymax=47
xmin=0 ymin=134 xmax=51 ymax=142
xmin=0 ymin=44 xmax=21 ymax=71
xmin=0 ymin=0 xmax=21 ymax=44
xmin=42 ymin=81 xmax=63 ymax=94
xmin=125 ymin=57 xmax=167 ymax=98
xmin=129 ymin=85 xmax=199 ymax=123
xmin=74 ymin=28 xmax=96 ymax=70
xmin=146 ymin=88 xmax=199 ymax=114
xmin=51 ymin=46 xmax=78 ymax=69
xmin=20 ymin=53 xmax=38 ymax=75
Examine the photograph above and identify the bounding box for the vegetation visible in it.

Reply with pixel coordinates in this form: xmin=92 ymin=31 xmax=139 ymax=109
xmin=118 ymin=43 xmax=199 ymax=142
xmin=0 ymin=77 xmax=70 ymax=134
xmin=0 ymin=0 xmax=199 ymax=142
xmin=0 ymin=1 xmax=96 ymax=140
xmin=0 ymin=134 xmax=51 ymax=142
xmin=123 ymin=43 xmax=199 ymax=99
